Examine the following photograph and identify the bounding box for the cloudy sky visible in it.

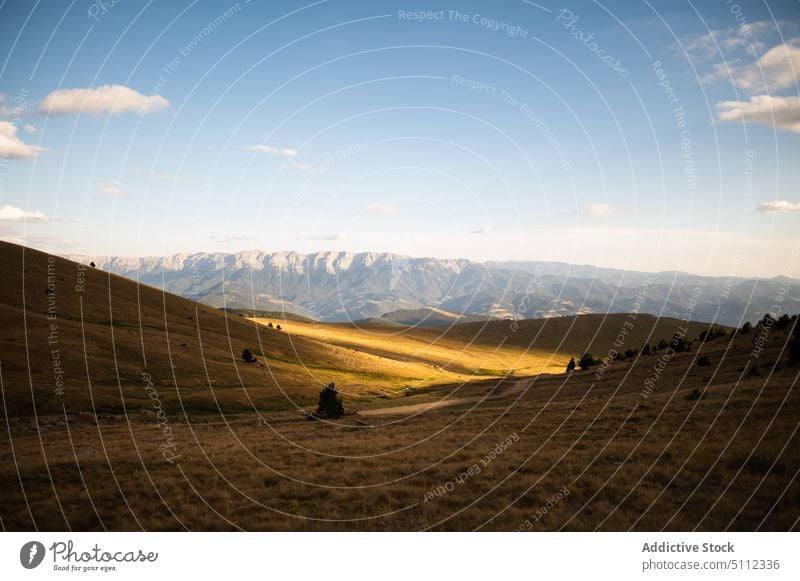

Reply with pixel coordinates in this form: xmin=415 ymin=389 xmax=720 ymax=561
xmin=0 ymin=0 xmax=799 ymax=276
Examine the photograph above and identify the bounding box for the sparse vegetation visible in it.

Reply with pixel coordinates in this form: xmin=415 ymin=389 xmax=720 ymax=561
xmin=699 ymin=327 xmax=727 ymax=342
xmin=685 ymin=387 xmax=704 ymax=401
xmin=312 ymin=382 xmax=345 ymax=419
xmin=578 ymin=353 xmax=598 ymax=370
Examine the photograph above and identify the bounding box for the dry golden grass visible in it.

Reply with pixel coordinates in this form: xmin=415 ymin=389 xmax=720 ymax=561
xmin=2 ymin=328 xmax=798 ymax=531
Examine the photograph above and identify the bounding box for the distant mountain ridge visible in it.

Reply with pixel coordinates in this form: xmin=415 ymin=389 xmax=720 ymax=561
xmin=67 ymin=250 xmax=800 ymax=326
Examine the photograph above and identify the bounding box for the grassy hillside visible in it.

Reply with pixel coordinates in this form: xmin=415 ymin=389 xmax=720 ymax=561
xmin=258 ymin=314 xmax=714 ymax=380
xmin=1 ymin=316 xmax=797 ymax=531
xmin=0 ymin=241 xmax=452 ymax=416
xmin=0 ymin=240 xmax=797 ymax=531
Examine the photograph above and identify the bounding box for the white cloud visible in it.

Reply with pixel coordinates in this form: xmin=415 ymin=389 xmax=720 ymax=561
xmin=716 ymin=95 xmax=800 ymax=132
xmin=584 ymin=202 xmax=613 ymax=217
xmin=39 ymin=84 xmax=169 ymax=116
xmin=242 ymin=144 xmax=298 ymax=157
xmin=0 ymin=121 xmax=42 ymax=159
xmin=96 ymin=182 xmax=124 ymax=197
xmin=468 ymin=225 xmax=492 ymax=235
xmin=0 ymin=94 xmax=25 ymax=118
xmin=0 ymin=204 xmax=48 ymax=222
xmin=362 ymin=203 xmax=399 ymax=215
xmin=756 ymin=201 xmax=800 ymax=213
xmin=736 ymin=43 xmax=800 ymax=92
xmin=679 ymin=21 xmax=775 ymax=62
xmin=23 ymin=124 xmax=36 ymax=134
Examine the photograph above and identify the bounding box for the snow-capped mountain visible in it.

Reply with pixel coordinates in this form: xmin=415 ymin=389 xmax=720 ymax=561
xmin=68 ymin=250 xmax=800 ymax=326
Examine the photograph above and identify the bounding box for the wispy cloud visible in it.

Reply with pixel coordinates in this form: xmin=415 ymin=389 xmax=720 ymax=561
xmin=242 ymin=144 xmax=298 ymax=157
xmin=0 ymin=94 xmax=25 ymax=118
xmin=0 ymin=121 xmax=42 ymax=159
xmin=679 ymin=22 xmax=800 ymax=93
xmin=468 ymin=225 xmax=492 ymax=235
xmin=23 ymin=124 xmax=36 ymax=134
xmin=0 ymin=204 xmax=48 ymax=222
xmin=96 ymin=181 xmax=124 ymax=197
xmin=716 ymin=95 xmax=800 ymax=133
xmin=756 ymin=201 xmax=800 ymax=213
xmin=39 ymin=84 xmax=169 ymax=116
xmin=584 ymin=202 xmax=613 ymax=217
xmin=678 ymin=21 xmax=775 ymax=61
xmin=361 ymin=203 xmax=399 ymax=215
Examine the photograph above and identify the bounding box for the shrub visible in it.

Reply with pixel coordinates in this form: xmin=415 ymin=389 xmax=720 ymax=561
xmin=578 ymin=353 xmax=598 ymax=370
xmin=566 ymin=357 xmax=576 ymax=372
xmin=775 ymin=313 xmax=791 ymax=331
xmin=697 ymin=355 xmax=710 ymax=367
xmin=671 ymin=335 xmax=691 ymax=353
xmin=313 ymin=382 xmax=345 ymax=419
xmin=685 ymin=387 xmax=704 ymax=401
xmin=241 ymin=348 xmax=256 ymax=362
xmin=699 ymin=327 xmax=727 ymax=342
xmin=641 ymin=344 xmax=652 ymax=356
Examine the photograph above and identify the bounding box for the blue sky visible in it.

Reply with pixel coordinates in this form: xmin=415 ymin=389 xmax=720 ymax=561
xmin=0 ymin=0 xmax=799 ymax=276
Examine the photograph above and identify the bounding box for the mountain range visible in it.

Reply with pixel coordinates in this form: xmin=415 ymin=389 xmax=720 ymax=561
xmin=67 ymin=250 xmax=799 ymax=327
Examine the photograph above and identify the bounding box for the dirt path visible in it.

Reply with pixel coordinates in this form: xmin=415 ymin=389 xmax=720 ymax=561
xmin=357 ymin=396 xmax=483 ymax=417
xmin=357 ymin=377 xmax=534 ymax=417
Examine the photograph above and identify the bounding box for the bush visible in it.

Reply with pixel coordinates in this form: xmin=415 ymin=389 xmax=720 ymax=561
xmin=671 ymin=335 xmax=691 ymax=353
xmin=699 ymin=327 xmax=727 ymax=342
xmin=241 ymin=348 xmax=256 ymax=362
xmin=775 ymin=313 xmax=791 ymax=331
xmin=697 ymin=355 xmax=710 ymax=367
xmin=685 ymin=387 xmax=704 ymax=401
xmin=578 ymin=353 xmax=598 ymax=370
xmin=566 ymin=357 xmax=576 ymax=372
xmin=740 ymin=321 xmax=752 ymax=334
xmin=642 ymin=344 xmax=652 ymax=356
xmin=313 ymin=382 xmax=345 ymax=419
